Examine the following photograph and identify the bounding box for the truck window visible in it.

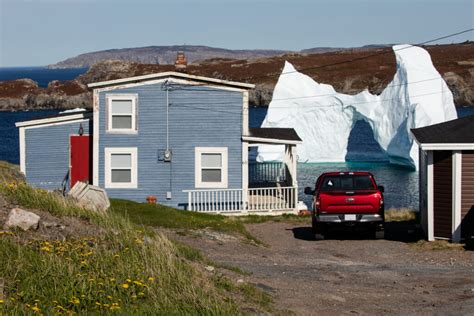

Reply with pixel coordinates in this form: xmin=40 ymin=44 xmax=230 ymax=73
xmin=320 ymin=175 xmax=375 ymax=191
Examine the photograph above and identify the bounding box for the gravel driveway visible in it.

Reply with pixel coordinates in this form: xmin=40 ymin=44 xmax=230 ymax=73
xmin=169 ymin=221 xmax=474 ymax=315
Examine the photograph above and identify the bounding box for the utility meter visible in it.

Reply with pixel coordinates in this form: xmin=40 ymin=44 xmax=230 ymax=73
xmin=163 ymin=149 xmax=172 ymax=162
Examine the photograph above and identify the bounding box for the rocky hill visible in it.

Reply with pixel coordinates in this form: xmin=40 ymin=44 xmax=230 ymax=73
xmin=50 ymin=44 xmax=390 ymax=69
xmin=1 ymin=42 xmax=473 ymax=111
xmin=50 ymin=45 xmax=291 ymax=69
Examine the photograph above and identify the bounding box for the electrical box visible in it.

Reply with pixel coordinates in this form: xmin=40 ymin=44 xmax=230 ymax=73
xmin=166 ymin=191 xmax=172 ymax=200
xmin=164 ymin=149 xmax=172 ymax=162
xmin=158 ymin=149 xmax=173 ymax=162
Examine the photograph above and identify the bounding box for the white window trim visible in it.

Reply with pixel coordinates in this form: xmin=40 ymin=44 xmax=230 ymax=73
xmin=106 ymin=94 xmax=138 ymax=134
xmin=195 ymin=147 xmax=228 ymax=189
xmin=104 ymin=147 xmax=138 ymax=189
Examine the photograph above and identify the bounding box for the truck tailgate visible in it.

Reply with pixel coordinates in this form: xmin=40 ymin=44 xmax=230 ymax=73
xmin=319 ymin=191 xmax=381 ymax=214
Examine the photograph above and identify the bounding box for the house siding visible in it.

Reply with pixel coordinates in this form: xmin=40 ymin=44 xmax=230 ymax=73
xmin=461 ymin=151 xmax=474 ymax=238
xmin=433 ymin=150 xmax=453 ymax=239
xmin=98 ymin=82 xmax=243 ymax=207
xmin=24 ymin=120 xmax=91 ymax=190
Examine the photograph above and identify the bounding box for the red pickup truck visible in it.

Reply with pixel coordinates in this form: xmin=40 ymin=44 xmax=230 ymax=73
xmin=304 ymin=172 xmax=385 ymax=239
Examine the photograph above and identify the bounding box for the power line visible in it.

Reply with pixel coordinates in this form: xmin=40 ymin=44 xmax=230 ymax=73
xmin=163 ymin=28 xmax=472 ymax=90
xmin=240 ymin=28 xmax=474 ymax=81
xmin=169 ymin=87 xmax=457 ymax=114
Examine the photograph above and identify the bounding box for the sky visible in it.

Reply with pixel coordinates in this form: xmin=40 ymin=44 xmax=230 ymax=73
xmin=0 ymin=0 xmax=472 ymax=67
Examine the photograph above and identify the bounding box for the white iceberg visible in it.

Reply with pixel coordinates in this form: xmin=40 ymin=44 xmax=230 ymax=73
xmin=257 ymin=45 xmax=457 ymax=169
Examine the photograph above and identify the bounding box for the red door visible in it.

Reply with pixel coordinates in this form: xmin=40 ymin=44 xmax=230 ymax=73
xmin=70 ymin=135 xmax=91 ymax=188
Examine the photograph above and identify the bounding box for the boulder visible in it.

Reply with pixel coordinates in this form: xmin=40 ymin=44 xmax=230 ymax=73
xmin=68 ymin=181 xmax=110 ymax=212
xmin=5 ymin=208 xmax=40 ymax=231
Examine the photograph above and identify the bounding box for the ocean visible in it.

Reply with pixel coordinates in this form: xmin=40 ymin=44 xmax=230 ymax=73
xmin=0 ymin=67 xmax=88 ymax=87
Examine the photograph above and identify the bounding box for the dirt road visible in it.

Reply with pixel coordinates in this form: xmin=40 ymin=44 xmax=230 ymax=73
xmin=169 ymin=221 xmax=474 ymax=315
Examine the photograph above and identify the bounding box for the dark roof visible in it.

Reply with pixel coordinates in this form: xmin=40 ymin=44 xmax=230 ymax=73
xmin=411 ymin=115 xmax=474 ymax=144
xmin=249 ymin=128 xmax=302 ymax=142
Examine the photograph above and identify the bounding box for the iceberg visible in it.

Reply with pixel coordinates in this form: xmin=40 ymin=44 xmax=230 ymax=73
xmin=257 ymin=45 xmax=457 ymax=169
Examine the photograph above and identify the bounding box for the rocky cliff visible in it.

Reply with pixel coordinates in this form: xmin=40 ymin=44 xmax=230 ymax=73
xmin=50 ymin=45 xmax=290 ymax=69
xmin=1 ymin=43 xmax=473 ymax=111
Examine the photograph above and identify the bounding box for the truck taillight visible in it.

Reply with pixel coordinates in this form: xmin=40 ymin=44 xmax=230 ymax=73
xmin=315 ymin=196 xmax=321 ymax=211
xmin=380 ymin=198 xmax=384 ymax=206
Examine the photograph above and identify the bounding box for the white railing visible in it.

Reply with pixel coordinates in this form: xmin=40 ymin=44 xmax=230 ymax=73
xmin=183 ymin=186 xmax=298 ymax=214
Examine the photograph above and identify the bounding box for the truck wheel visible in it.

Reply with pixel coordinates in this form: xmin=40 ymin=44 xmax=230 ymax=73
xmin=312 ymin=221 xmax=325 ymax=240
xmin=375 ymin=230 xmax=385 ymax=239
xmin=371 ymin=225 xmax=385 ymax=239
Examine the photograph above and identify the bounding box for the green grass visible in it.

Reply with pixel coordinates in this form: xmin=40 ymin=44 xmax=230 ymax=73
xmin=110 ymin=199 xmax=261 ymax=243
xmin=0 ymin=162 xmax=270 ymax=314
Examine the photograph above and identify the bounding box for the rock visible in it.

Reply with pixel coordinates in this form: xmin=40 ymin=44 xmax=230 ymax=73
xmin=68 ymin=181 xmax=110 ymax=212
xmin=237 ymin=279 xmax=244 ymax=284
xmin=205 ymin=265 xmax=215 ymax=272
xmin=4 ymin=208 xmax=40 ymax=231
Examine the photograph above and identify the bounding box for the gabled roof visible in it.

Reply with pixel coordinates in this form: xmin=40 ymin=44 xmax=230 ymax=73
xmin=411 ymin=115 xmax=474 ymax=150
xmin=243 ymin=128 xmax=302 ymax=145
xmin=87 ymin=71 xmax=255 ymax=90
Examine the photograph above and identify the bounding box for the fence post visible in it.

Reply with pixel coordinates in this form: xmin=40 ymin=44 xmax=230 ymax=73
xmin=187 ymin=191 xmax=192 ymax=211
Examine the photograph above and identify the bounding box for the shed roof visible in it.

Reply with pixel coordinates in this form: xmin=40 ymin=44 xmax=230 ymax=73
xmin=15 ymin=110 xmax=93 ymax=128
xmin=87 ymin=71 xmax=255 ymax=90
xmin=242 ymin=128 xmax=302 ymax=145
xmin=411 ymin=115 xmax=474 ymax=144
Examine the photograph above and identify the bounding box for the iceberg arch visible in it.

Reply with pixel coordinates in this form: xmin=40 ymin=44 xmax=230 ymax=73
xmin=257 ymin=45 xmax=457 ymax=169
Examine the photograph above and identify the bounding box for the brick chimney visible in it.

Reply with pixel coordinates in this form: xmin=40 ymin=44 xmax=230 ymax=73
xmin=174 ymin=51 xmax=187 ymax=72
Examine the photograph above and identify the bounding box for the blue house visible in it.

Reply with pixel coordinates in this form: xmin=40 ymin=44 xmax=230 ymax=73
xmin=16 ymin=71 xmax=301 ymax=214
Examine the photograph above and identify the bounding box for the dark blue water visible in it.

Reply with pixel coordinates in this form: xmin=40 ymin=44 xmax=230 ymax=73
xmin=1 ymin=106 xmax=473 ymax=210
xmin=0 ymin=67 xmax=88 ymax=87
xmin=0 ymin=110 xmax=60 ymax=164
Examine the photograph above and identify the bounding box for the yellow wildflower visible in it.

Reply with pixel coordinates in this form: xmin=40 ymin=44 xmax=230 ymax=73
xmin=70 ymin=297 xmax=80 ymax=305
xmin=31 ymin=304 xmax=40 ymax=312
xmin=133 ymin=280 xmax=143 ymax=286
xmin=0 ymin=299 xmax=4 ymax=304
xmin=126 ymin=279 xmax=132 ymax=283
xmin=148 ymin=277 xmax=155 ymax=282
xmin=121 ymin=283 xmax=129 ymax=289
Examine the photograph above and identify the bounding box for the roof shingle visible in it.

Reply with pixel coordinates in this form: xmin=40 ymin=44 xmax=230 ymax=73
xmin=411 ymin=115 xmax=474 ymax=144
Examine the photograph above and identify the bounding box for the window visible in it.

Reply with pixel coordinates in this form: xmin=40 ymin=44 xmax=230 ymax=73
xmin=106 ymin=94 xmax=137 ymax=133
xmin=105 ymin=147 xmax=137 ymax=188
xmin=195 ymin=147 xmax=228 ymax=188
xmin=321 ymin=175 xmax=375 ymax=192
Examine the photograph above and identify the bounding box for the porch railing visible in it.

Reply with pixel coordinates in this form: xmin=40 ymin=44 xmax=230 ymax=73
xmin=183 ymin=186 xmax=298 ymax=214
xmin=249 ymin=162 xmax=286 ymax=184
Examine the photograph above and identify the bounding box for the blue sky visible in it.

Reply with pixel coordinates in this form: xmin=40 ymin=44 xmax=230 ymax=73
xmin=0 ymin=0 xmax=472 ymax=67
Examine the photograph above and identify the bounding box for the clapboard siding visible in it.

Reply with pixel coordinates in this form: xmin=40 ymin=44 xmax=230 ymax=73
xmin=25 ymin=120 xmax=91 ymax=190
xmin=461 ymin=151 xmax=474 ymax=238
xmin=98 ymin=83 xmax=243 ymax=207
xmin=433 ymin=150 xmax=452 ymax=238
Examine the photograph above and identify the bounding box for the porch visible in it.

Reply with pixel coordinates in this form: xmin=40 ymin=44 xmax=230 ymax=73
xmin=184 ymin=128 xmax=302 ymax=215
